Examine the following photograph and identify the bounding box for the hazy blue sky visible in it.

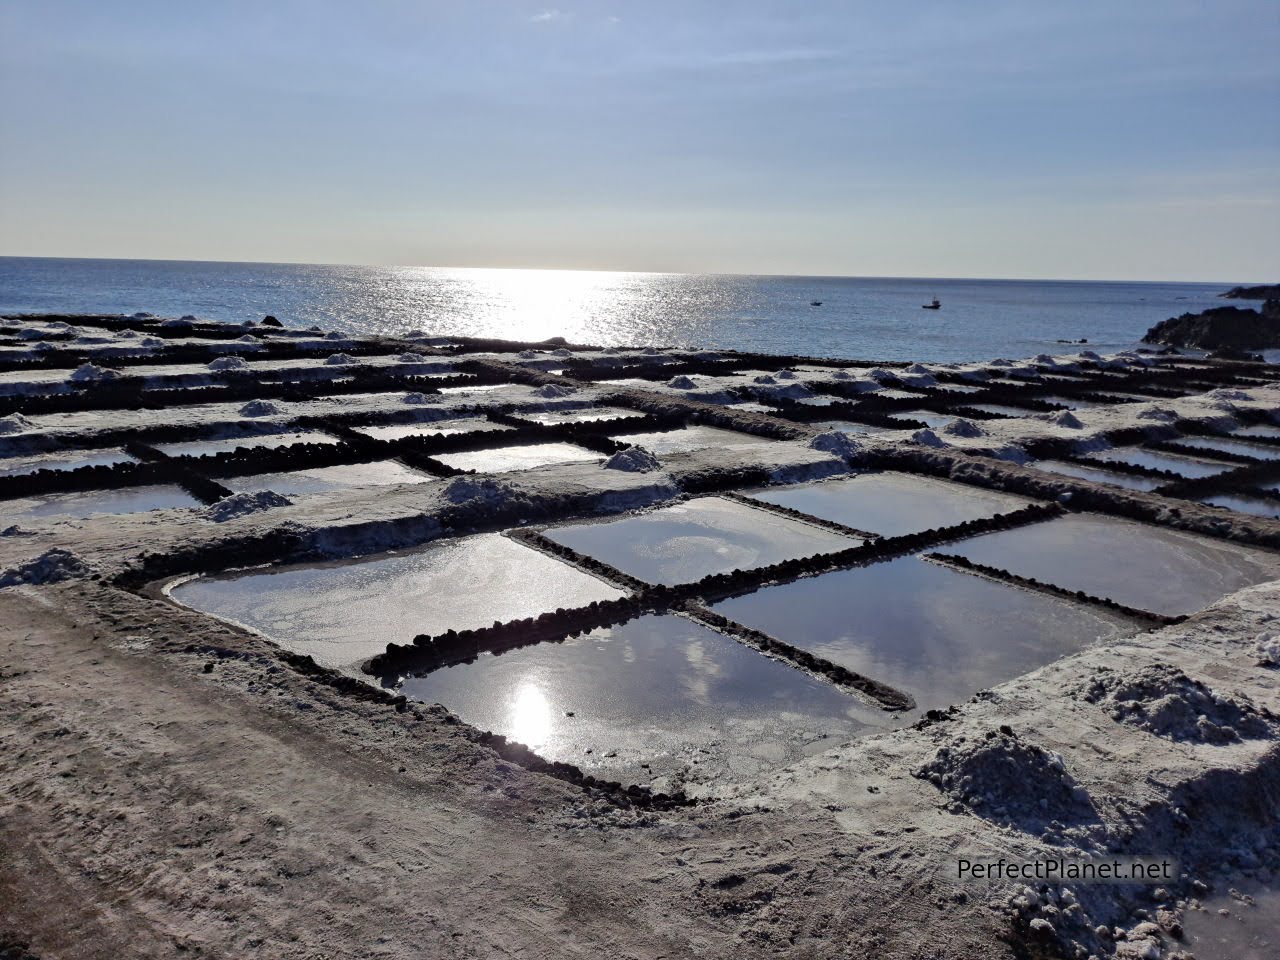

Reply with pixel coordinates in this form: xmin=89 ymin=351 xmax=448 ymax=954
xmin=1 ymin=1 xmax=1277 ymax=280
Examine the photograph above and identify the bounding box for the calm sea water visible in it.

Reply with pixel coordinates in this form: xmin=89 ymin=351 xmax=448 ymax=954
xmin=0 ymin=256 xmax=1233 ymax=363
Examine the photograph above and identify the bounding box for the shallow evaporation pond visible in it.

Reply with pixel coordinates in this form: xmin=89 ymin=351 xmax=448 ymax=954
xmin=814 ymin=420 xmax=904 ymax=437
xmin=747 ymin=472 xmax=1032 ymax=537
xmin=356 ymin=419 xmax=514 ymax=442
xmin=874 ymin=388 xmax=921 ymax=400
xmin=543 ymin=496 xmax=859 ymax=585
xmin=433 ymin=442 xmax=601 ymax=473
xmin=947 ymin=513 xmax=1279 ymax=616
xmin=712 ymin=555 xmax=1133 ymax=714
xmin=964 ymin=403 xmax=1034 ymax=418
xmin=726 ymin=401 xmax=779 ymax=413
xmin=1035 ymin=395 xmax=1107 ymax=410
xmin=932 ymin=383 xmax=986 ymax=394
xmin=1200 ymin=493 xmax=1280 ymax=520
xmin=155 ymin=430 xmax=339 ymax=458
xmin=399 ymin=614 xmax=888 ymax=788
xmin=1181 ymin=884 xmax=1278 ymax=960
xmin=609 ymin=425 xmax=776 ymax=455
xmin=894 ymin=410 xmax=956 ymax=430
xmin=168 ymin=533 xmax=625 ymax=671
xmin=1233 ymin=423 xmax=1280 ymax=440
xmin=1085 ymin=446 xmax=1232 ymax=479
xmin=1028 ymin=459 xmax=1166 ymax=492
xmin=0 ymin=447 xmax=136 ymax=477
xmin=513 ymin=406 xmax=635 ymax=425
xmin=1173 ymin=435 xmax=1280 ymax=461
xmin=4 ymin=484 xmax=201 ymax=524
xmin=223 ymin=459 xmax=432 ymax=496
xmin=793 ymin=395 xmax=840 ymax=406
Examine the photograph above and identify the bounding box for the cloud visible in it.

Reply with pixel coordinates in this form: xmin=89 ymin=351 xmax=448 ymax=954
xmin=529 ymin=9 xmax=563 ymax=23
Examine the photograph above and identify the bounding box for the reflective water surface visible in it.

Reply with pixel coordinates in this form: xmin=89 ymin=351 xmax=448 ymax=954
xmin=0 ymin=447 xmax=136 ymax=477
xmin=401 ymin=614 xmax=887 ymax=787
xmin=356 ymin=418 xmax=513 ymax=441
xmin=156 ymin=430 xmax=339 ymax=458
xmin=1182 ymin=884 xmax=1279 ymax=960
xmin=609 ymin=425 xmax=777 ymax=455
xmin=1029 ymin=459 xmax=1166 ymax=491
xmin=748 ymin=472 xmax=1031 ymax=537
xmin=713 ymin=555 xmax=1133 ymax=713
xmin=169 ymin=533 xmax=626 ymax=669
xmin=1086 ymin=446 xmax=1231 ymax=479
xmin=1174 ymin=435 xmax=1280 ymax=461
xmin=544 ymin=496 xmax=859 ymax=585
xmin=433 ymin=441 xmax=601 ymax=473
xmin=6 ymin=484 xmax=200 ymax=524
xmin=224 ymin=459 xmax=432 ymax=495
xmin=948 ymin=513 xmax=1279 ymax=616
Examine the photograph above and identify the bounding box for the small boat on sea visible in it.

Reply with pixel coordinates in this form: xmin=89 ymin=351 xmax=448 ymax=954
xmin=810 ymin=300 xmax=822 ymax=306
xmin=922 ymin=297 xmax=941 ymax=310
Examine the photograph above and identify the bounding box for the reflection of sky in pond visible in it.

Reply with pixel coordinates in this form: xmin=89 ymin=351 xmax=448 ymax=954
xmin=356 ymin=419 xmax=513 ymax=441
xmin=714 ymin=555 xmax=1134 ymax=713
xmin=609 ymin=425 xmax=776 ymax=455
xmin=544 ymin=496 xmax=858 ymax=585
xmin=1029 ymin=459 xmax=1165 ymax=491
xmin=401 ymin=614 xmax=886 ymax=781
xmin=0 ymin=447 xmax=136 ymax=477
xmin=170 ymin=533 xmax=625 ymax=670
xmin=748 ymin=472 xmax=1030 ymax=537
xmin=433 ymin=441 xmax=600 ymax=473
xmin=6 ymin=484 xmax=199 ymax=523
xmin=949 ymin=513 xmax=1279 ymax=616
xmin=1086 ymin=446 xmax=1230 ymax=479
xmin=223 ymin=459 xmax=431 ymax=495
xmin=1173 ymin=435 xmax=1280 ymax=461
xmin=1199 ymin=493 xmax=1280 ymax=520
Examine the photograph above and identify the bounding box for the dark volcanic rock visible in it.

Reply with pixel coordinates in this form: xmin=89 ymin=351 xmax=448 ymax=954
xmin=1142 ymin=301 xmax=1280 ymax=350
xmin=1221 ymin=283 xmax=1280 ymax=300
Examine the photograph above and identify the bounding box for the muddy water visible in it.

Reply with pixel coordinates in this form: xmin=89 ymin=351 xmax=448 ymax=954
xmin=433 ymin=441 xmax=601 ymax=472
xmin=948 ymin=513 xmax=1279 ymax=616
xmin=356 ymin=418 xmax=513 ymax=441
xmin=169 ymin=533 xmax=626 ymax=670
xmin=712 ymin=555 xmax=1133 ymax=713
xmin=400 ymin=613 xmax=888 ymax=789
xmin=223 ymin=459 xmax=432 ymax=496
xmin=608 ymin=425 xmax=776 ymax=455
xmin=1029 ymin=459 xmax=1166 ymax=491
xmin=0 ymin=447 xmax=137 ymax=477
xmin=5 ymin=484 xmax=201 ymax=524
xmin=747 ymin=472 xmax=1031 ymax=537
xmin=156 ymin=430 xmax=340 ymax=458
xmin=1182 ymin=885 xmax=1279 ymax=960
xmin=1086 ymin=446 xmax=1231 ymax=479
xmin=543 ymin=496 xmax=859 ymax=585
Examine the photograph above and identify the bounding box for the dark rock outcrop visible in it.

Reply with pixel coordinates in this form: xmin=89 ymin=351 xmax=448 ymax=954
xmin=1221 ymin=283 xmax=1280 ymax=300
xmin=1143 ymin=301 xmax=1280 ymax=350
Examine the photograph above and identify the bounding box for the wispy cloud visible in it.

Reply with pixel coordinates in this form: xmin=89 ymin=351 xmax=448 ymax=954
xmin=529 ymin=9 xmax=563 ymax=24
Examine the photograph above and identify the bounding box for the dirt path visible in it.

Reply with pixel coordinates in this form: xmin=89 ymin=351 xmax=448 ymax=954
xmin=0 ymin=583 xmax=738 ymax=959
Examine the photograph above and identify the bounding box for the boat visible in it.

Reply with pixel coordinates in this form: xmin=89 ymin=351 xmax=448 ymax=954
xmin=810 ymin=300 xmax=822 ymax=306
xmin=921 ymin=297 xmax=941 ymax=310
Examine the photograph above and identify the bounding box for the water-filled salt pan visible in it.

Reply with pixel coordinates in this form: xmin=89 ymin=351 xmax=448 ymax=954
xmin=714 ymin=555 xmax=1132 ymax=713
xmin=356 ymin=419 xmax=513 ymax=442
xmin=1085 ymin=446 xmax=1231 ymax=479
xmin=0 ymin=447 xmax=137 ymax=477
xmin=948 ymin=513 xmax=1279 ymax=616
xmin=608 ymin=425 xmax=776 ymax=455
xmin=156 ymin=430 xmax=339 ymax=458
xmin=433 ymin=442 xmax=600 ymax=473
xmin=400 ymin=613 xmax=886 ymax=784
xmin=544 ymin=496 xmax=859 ymax=585
xmin=169 ymin=533 xmax=626 ymax=669
xmin=223 ymin=460 xmax=431 ymax=496
xmin=5 ymin=485 xmax=200 ymax=524
xmin=1029 ymin=459 xmax=1166 ymax=492
xmin=747 ymin=472 xmax=1031 ymax=537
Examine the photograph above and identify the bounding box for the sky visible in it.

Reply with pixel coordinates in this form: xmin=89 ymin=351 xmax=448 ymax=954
xmin=1 ymin=1 xmax=1277 ymax=281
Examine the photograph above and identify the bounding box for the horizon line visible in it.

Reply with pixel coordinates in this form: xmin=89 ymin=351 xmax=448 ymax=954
xmin=0 ymin=253 xmax=1262 ymax=287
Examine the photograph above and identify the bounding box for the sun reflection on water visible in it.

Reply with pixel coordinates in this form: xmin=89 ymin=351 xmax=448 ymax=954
xmin=509 ymin=682 xmax=553 ymax=749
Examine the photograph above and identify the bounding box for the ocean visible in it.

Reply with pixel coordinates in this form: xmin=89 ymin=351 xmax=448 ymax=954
xmin=0 ymin=256 xmax=1234 ymax=363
